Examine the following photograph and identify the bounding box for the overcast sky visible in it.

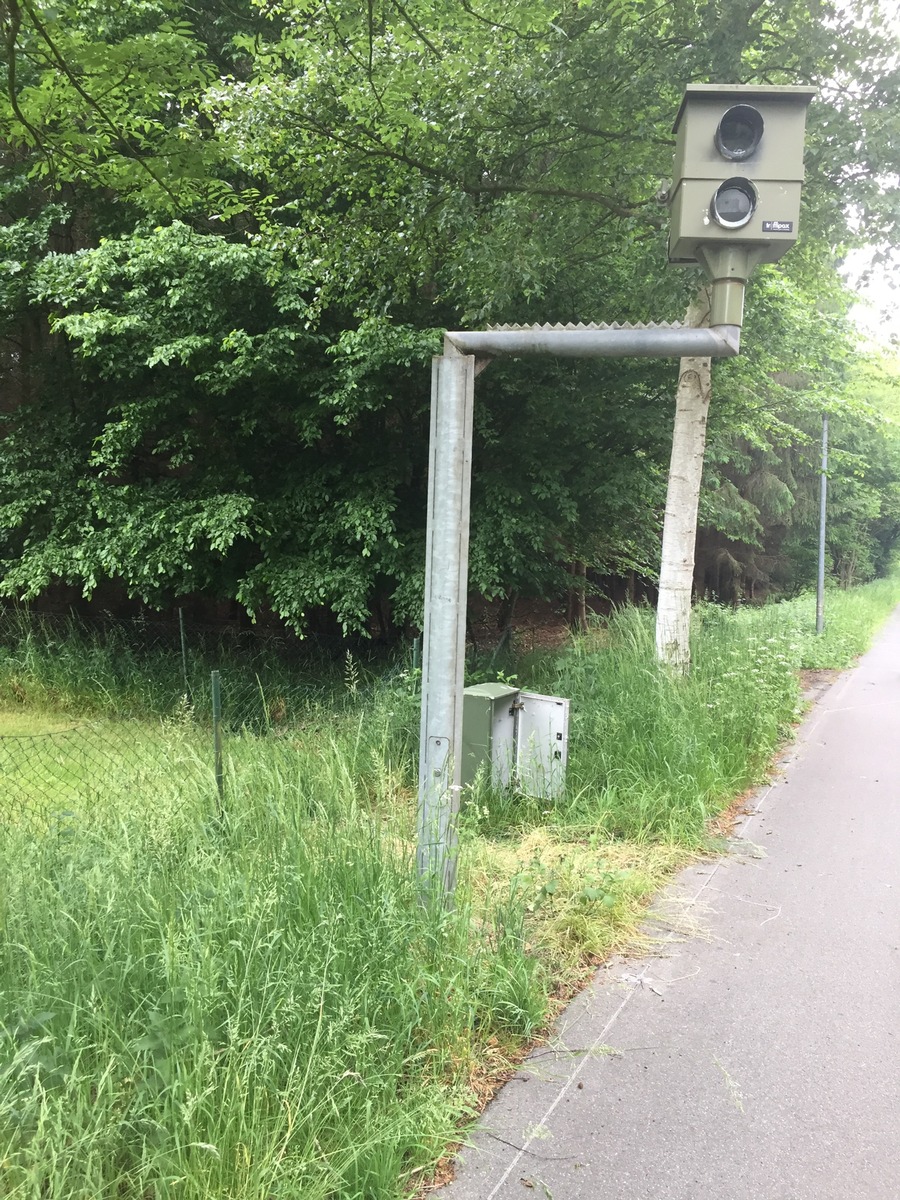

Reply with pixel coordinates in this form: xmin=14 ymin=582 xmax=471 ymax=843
xmin=844 ymin=249 xmax=900 ymax=347
xmin=837 ymin=2 xmax=900 ymax=347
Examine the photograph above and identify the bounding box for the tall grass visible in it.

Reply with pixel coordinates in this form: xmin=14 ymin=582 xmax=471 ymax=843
xmin=482 ymin=602 xmax=802 ymax=843
xmin=1 ymin=576 xmax=898 ymax=1197
xmin=0 ymin=609 xmax=348 ymax=720
xmin=474 ymin=574 xmax=900 ymax=843
xmin=734 ymin=576 xmax=900 ymax=669
xmin=0 ymin=781 xmax=545 ymax=1199
xmin=0 ymin=651 xmax=540 ymax=1198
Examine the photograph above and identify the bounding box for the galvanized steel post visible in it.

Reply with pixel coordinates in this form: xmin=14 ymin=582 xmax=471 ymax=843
xmin=211 ymin=668 xmax=224 ymax=817
xmin=178 ymin=606 xmax=190 ymax=699
xmin=417 ymin=351 xmax=475 ymax=897
xmin=444 ymin=323 xmax=740 ymax=360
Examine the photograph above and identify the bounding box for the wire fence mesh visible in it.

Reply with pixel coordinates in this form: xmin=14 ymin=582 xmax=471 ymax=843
xmin=0 ymin=603 xmax=558 ymax=839
xmin=0 ymin=606 xmax=422 ymax=839
xmin=0 ymin=606 xmax=358 ymax=719
xmin=0 ymin=717 xmax=214 ymax=836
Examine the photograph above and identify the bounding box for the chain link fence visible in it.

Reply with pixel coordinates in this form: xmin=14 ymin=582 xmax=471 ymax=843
xmin=0 ymin=717 xmax=212 ymax=836
xmin=0 ymin=607 xmax=419 ymax=839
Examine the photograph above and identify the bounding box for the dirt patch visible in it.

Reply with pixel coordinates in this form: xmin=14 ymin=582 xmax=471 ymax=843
xmin=466 ymin=592 xmax=624 ymax=657
xmin=466 ymin=596 xmax=575 ymax=656
xmin=798 ymin=668 xmax=840 ymax=703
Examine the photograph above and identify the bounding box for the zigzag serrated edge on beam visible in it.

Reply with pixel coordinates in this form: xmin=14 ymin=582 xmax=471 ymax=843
xmin=486 ymin=321 xmax=685 ymax=332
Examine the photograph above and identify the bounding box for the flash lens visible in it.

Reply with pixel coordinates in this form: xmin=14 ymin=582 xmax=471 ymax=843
xmin=714 ymin=104 xmax=764 ymax=161
xmin=710 ymin=178 xmax=757 ymax=228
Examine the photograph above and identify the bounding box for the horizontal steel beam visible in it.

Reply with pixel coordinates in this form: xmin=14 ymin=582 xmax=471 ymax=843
xmin=444 ymin=324 xmax=741 ymax=359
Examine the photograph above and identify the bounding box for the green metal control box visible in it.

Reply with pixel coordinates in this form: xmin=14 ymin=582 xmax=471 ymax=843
xmin=461 ymin=683 xmax=518 ymax=791
xmin=461 ymin=683 xmax=569 ymax=801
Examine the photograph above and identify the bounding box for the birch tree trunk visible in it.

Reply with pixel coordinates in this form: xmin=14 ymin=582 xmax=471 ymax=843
xmin=655 ymin=290 xmax=712 ymax=672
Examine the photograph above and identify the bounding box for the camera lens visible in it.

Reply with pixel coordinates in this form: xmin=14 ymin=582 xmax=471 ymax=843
xmin=714 ymin=105 xmax=764 ymax=161
xmin=710 ymin=178 xmax=757 ymax=228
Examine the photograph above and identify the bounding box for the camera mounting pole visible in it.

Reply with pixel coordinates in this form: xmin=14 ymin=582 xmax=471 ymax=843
xmin=417 ymin=320 xmax=740 ymax=898
xmin=417 ymin=82 xmax=816 ymax=900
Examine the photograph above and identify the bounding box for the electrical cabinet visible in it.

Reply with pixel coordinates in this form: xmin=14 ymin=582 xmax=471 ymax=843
xmin=515 ymin=690 xmax=569 ymax=802
xmin=460 ymin=683 xmax=517 ymax=791
xmin=461 ymin=684 xmax=569 ymax=801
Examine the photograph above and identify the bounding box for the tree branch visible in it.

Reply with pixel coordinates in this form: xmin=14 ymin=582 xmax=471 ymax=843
xmin=456 ymin=0 xmax=544 ymax=38
xmin=19 ymin=0 xmax=186 ymax=210
xmin=465 ymin=180 xmax=657 ymax=221
xmin=1 ymin=0 xmax=56 ymax=180
xmin=295 ymin=110 xmax=654 ymax=220
xmin=392 ymin=0 xmax=441 ymax=57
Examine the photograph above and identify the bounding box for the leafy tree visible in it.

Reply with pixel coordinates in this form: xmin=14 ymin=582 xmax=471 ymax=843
xmin=0 ymin=0 xmax=899 ymax=635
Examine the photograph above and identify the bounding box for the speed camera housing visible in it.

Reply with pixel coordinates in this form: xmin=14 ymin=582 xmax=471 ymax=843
xmin=668 ymin=84 xmax=816 ymax=267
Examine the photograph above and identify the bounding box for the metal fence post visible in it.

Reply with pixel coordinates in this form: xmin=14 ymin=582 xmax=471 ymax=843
xmin=816 ymin=412 xmax=828 ymax=635
xmin=417 ymin=351 xmax=475 ymax=899
xmin=211 ymin=669 xmax=224 ymax=816
xmin=178 ymin=607 xmax=190 ymax=699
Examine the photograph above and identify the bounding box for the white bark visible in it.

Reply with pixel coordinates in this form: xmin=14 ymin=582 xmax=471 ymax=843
xmin=655 ymin=291 xmax=712 ymax=672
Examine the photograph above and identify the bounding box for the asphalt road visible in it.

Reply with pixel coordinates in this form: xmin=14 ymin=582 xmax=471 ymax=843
xmin=442 ymin=607 xmax=900 ymax=1200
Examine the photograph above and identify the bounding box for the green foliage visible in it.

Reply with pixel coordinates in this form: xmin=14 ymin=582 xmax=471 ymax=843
xmin=0 ymin=0 xmax=235 ymax=215
xmin=1 ymin=219 xmax=680 ymax=628
xmin=0 ymin=204 xmax=67 ymax=321
xmin=695 ymin=273 xmax=900 ymax=599
xmin=1 ymin=0 xmax=900 ymax=627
